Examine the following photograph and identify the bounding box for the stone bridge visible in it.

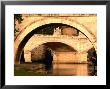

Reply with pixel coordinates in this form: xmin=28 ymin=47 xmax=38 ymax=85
xmin=24 ymin=34 xmax=94 ymax=63
xmin=14 ymin=14 xmax=97 ymax=64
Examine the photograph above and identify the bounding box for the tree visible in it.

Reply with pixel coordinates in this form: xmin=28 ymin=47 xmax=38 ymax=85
xmin=14 ymin=14 xmax=23 ymax=38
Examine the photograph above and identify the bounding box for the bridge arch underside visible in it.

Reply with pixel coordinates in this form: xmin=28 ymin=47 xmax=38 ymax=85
xmin=15 ymin=22 xmax=95 ymax=64
xmin=25 ymin=42 xmax=78 ymax=63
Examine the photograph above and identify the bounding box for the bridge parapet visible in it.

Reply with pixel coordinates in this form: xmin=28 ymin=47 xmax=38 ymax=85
xmin=34 ymin=34 xmax=87 ymax=39
xmin=33 ymin=34 xmax=96 ymax=42
xmin=24 ymin=34 xmax=93 ymax=53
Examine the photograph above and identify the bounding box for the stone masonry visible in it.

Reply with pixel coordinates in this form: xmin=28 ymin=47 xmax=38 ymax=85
xmin=14 ymin=14 xmax=97 ymax=64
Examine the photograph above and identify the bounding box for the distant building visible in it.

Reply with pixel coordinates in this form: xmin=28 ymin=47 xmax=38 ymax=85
xmin=53 ymin=27 xmax=61 ymax=36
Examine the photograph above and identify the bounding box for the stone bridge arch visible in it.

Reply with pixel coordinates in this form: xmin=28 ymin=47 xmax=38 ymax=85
xmin=24 ymin=41 xmax=78 ymax=63
xmin=24 ymin=35 xmax=92 ymax=53
xmin=14 ymin=17 xmax=96 ymax=64
xmin=24 ymin=36 xmax=78 ymax=52
xmin=23 ymin=35 xmax=92 ymax=63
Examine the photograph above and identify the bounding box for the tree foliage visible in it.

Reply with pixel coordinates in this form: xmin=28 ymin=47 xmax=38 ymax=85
xmin=14 ymin=14 xmax=23 ymax=37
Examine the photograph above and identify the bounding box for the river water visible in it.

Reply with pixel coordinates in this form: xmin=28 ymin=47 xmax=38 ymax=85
xmin=14 ymin=63 xmax=97 ymax=76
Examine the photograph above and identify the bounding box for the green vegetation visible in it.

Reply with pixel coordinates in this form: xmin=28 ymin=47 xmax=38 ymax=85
xmin=14 ymin=14 xmax=23 ymax=38
xmin=14 ymin=64 xmax=52 ymax=76
xmin=14 ymin=69 xmax=46 ymax=76
xmin=36 ymin=26 xmax=55 ymax=35
xmin=87 ymin=47 xmax=97 ymax=66
xmin=14 ymin=14 xmax=23 ymax=23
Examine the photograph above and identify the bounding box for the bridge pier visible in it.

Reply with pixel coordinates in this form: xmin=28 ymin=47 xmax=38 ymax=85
xmin=24 ymin=50 xmax=32 ymax=62
xmin=77 ymin=52 xmax=88 ymax=63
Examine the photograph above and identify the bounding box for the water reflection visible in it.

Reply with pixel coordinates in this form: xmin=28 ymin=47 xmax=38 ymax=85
xmin=14 ymin=63 xmax=97 ymax=76
xmin=52 ymin=63 xmax=87 ymax=76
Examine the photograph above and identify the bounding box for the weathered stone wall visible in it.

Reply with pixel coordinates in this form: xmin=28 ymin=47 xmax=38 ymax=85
xmin=53 ymin=52 xmax=87 ymax=63
xmin=31 ymin=45 xmax=46 ymax=62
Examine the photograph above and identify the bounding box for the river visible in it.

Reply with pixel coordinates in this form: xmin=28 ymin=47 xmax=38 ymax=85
xmin=14 ymin=63 xmax=97 ymax=76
